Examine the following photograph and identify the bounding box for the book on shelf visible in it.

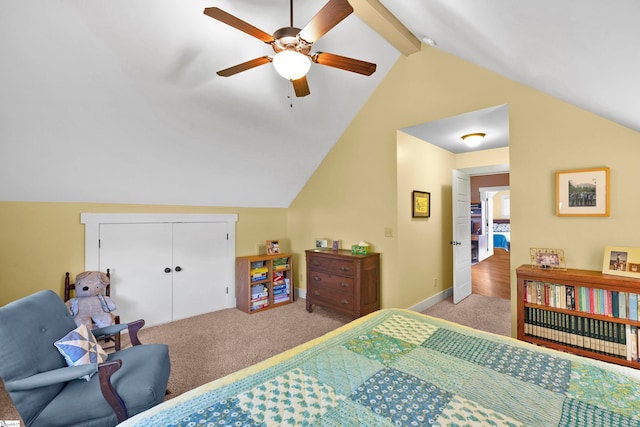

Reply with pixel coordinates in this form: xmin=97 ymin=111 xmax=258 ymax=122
xmin=251 ymin=299 xmax=268 ymax=307
xmin=274 ymin=294 xmax=290 ymax=304
xmin=629 ymin=294 xmax=639 ymax=321
xmin=272 ymin=257 xmax=290 ymax=267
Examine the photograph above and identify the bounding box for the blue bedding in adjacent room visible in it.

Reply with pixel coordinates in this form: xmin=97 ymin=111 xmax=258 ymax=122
xmin=494 ymin=233 xmax=510 ymax=251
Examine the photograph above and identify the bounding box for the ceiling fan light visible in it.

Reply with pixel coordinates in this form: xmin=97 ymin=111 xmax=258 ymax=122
xmin=461 ymin=133 xmax=486 ymax=147
xmin=272 ymin=50 xmax=311 ymax=80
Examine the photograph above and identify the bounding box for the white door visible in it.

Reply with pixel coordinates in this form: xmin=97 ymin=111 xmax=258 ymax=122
xmin=99 ymin=222 xmax=231 ymax=326
xmin=172 ymin=222 xmax=229 ymax=320
xmin=99 ymin=223 xmax=174 ymax=326
xmin=452 ymin=170 xmax=472 ymax=304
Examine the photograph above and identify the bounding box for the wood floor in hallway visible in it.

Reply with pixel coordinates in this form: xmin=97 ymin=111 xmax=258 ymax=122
xmin=472 ymin=248 xmax=511 ymax=300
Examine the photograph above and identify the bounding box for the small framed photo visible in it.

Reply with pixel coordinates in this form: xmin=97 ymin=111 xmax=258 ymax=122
xmin=412 ymin=190 xmax=430 ymax=218
xmin=266 ymin=240 xmax=280 ymax=254
xmin=556 ymin=167 xmax=609 ymax=216
xmin=602 ymin=246 xmax=640 ymax=279
xmin=332 ymin=240 xmax=341 ymax=250
xmin=315 ymin=239 xmax=331 ymax=249
xmin=530 ymin=248 xmax=566 ymax=270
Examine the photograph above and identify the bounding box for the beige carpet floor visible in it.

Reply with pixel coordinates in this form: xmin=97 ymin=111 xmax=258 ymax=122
xmin=422 ymin=293 xmax=512 ymax=337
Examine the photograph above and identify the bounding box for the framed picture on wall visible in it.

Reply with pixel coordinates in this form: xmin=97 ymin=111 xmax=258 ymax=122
xmin=412 ymin=190 xmax=430 ymax=218
xmin=556 ymin=167 xmax=609 ymax=216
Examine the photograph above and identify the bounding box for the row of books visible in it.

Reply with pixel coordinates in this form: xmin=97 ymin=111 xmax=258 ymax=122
xmin=524 ymin=307 xmax=639 ymax=362
xmin=524 ymin=280 xmax=640 ymax=320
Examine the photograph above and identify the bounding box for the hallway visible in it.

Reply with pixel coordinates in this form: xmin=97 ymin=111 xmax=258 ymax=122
xmin=472 ymin=248 xmax=510 ymax=300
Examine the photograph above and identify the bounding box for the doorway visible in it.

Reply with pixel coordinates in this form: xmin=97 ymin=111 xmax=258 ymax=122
xmin=471 ymin=177 xmax=510 ymax=300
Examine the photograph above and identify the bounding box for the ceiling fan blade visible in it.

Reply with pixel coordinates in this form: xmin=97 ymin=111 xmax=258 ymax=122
xmin=216 ymin=56 xmax=272 ymax=77
xmin=312 ymin=52 xmax=377 ymax=76
xmin=203 ymin=7 xmax=274 ymax=44
xmin=298 ymin=0 xmax=353 ymax=44
xmin=292 ymin=76 xmax=310 ymax=97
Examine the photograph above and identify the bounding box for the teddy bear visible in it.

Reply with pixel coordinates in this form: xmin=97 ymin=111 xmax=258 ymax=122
xmin=66 ymin=271 xmax=117 ymax=329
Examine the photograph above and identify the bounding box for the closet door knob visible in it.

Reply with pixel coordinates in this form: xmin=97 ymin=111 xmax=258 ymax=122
xmin=164 ymin=267 xmax=172 ymax=273
xmin=175 ymin=266 xmax=182 ymax=272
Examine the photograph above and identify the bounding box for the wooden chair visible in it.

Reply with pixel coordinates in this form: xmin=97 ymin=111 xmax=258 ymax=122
xmin=64 ymin=269 xmax=121 ymax=351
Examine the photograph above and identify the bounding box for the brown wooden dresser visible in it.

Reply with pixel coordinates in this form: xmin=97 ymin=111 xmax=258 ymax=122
xmin=305 ymin=249 xmax=380 ymax=318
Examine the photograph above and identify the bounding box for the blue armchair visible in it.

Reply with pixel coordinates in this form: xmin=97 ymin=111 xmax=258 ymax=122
xmin=0 ymin=290 xmax=170 ymax=426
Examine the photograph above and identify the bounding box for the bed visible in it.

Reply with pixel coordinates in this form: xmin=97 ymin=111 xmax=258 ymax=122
xmin=120 ymin=308 xmax=640 ymax=426
xmin=493 ymin=220 xmax=510 ymax=251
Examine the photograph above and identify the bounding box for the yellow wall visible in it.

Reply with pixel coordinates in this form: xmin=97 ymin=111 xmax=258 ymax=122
xmin=289 ymin=44 xmax=640 ymax=335
xmin=396 ymin=132 xmax=456 ymax=304
xmin=0 ymin=202 xmax=287 ymax=305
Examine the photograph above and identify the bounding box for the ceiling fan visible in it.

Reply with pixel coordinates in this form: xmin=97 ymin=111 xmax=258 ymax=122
xmin=203 ymin=0 xmax=377 ymax=97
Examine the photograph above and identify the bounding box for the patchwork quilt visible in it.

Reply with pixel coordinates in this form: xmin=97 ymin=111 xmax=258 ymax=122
xmin=120 ymin=309 xmax=640 ymax=426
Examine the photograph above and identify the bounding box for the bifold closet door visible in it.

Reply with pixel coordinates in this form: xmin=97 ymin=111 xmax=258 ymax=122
xmin=99 ymin=223 xmax=174 ymax=326
xmin=99 ymin=222 xmax=230 ymax=326
xmin=171 ymin=222 xmax=228 ymax=321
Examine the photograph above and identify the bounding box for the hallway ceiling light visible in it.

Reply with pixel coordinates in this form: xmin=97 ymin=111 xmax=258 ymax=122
xmin=461 ymin=133 xmax=486 ymax=147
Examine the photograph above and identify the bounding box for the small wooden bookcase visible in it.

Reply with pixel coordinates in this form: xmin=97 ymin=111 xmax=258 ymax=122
xmin=236 ymin=253 xmax=294 ymax=314
xmin=517 ymin=264 xmax=640 ymax=369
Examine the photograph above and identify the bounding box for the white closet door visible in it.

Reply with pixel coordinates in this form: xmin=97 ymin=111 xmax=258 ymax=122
xmin=99 ymin=223 xmax=174 ymax=326
xmin=172 ymin=222 xmax=229 ymax=321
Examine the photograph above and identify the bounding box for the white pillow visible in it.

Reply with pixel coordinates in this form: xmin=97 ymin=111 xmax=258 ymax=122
xmin=54 ymin=324 xmax=108 ymax=380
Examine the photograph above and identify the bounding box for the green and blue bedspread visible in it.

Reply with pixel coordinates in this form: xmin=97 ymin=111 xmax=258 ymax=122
xmin=120 ymin=308 xmax=640 ymax=426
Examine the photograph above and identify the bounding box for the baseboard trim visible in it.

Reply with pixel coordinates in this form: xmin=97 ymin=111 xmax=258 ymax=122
xmin=408 ymin=287 xmax=453 ymax=313
xmin=296 ymin=287 xmax=452 ymax=313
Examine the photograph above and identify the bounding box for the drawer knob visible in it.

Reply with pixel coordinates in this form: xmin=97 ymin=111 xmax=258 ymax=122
xmin=313 ymin=261 xmax=321 ymax=267
xmin=312 ymin=291 xmax=320 ymax=296
xmin=313 ymin=276 xmax=321 ymax=281
xmin=341 ymin=266 xmax=349 ymax=272
xmin=340 ymin=282 xmax=349 ymax=288
xmin=340 ymin=299 xmax=349 ymax=305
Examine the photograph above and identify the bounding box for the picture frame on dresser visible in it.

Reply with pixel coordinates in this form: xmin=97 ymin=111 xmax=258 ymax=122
xmin=556 ymin=167 xmax=609 ymax=216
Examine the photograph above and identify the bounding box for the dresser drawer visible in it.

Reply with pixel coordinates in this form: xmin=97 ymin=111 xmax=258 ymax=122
xmin=307 ymin=283 xmax=354 ymax=312
xmin=307 ymin=270 xmax=354 ymax=293
xmin=307 ymin=257 xmax=354 ymax=277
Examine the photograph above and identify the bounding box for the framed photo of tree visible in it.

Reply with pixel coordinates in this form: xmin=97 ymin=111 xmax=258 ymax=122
xmin=556 ymin=167 xmax=609 ymax=216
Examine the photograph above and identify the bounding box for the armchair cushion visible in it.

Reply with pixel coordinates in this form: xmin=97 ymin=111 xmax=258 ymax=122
xmin=54 ymin=324 xmax=108 ymax=380
xmin=34 ymin=344 xmax=170 ymax=427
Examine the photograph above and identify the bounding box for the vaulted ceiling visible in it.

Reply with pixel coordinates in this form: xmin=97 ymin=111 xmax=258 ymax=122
xmin=1 ymin=0 xmax=637 ymax=207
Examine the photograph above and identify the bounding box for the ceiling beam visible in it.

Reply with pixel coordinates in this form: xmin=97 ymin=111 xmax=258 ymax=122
xmin=349 ymin=0 xmax=421 ymax=56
